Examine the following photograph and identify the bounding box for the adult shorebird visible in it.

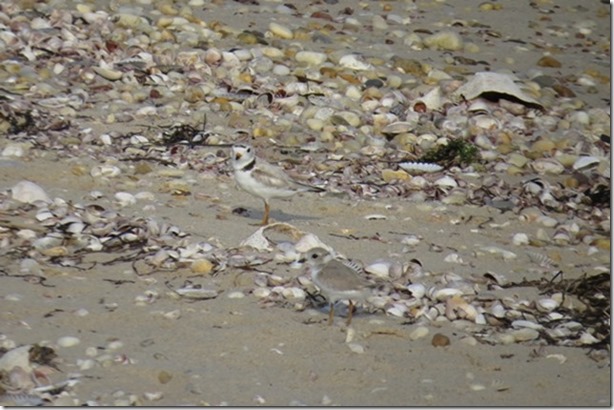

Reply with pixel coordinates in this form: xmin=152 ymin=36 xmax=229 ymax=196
xmin=230 ymin=143 xmax=324 ymax=225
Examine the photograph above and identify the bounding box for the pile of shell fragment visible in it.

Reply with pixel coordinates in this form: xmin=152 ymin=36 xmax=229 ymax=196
xmin=0 ymin=0 xmax=610 ymax=405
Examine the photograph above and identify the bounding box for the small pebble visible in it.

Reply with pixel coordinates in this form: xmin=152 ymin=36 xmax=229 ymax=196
xmin=431 ymin=333 xmax=450 ymax=347
xmin=57 ymin=336 xmax=81 ymax=348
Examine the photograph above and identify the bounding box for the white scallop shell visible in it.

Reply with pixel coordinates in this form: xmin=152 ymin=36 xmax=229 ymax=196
xmin=11 ymin=180 xmax=51 ymax=204
xmin=399 ymin=162 xmax=443 ymax=174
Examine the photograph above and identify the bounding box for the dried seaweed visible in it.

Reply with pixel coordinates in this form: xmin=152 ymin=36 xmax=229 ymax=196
xmin=502 ymin=272 xmax=610 ymax=348
xmin=419 ymin=138 xmax=480 ymax=167
xmin=160 ymin=113 xmax=211 ymax=148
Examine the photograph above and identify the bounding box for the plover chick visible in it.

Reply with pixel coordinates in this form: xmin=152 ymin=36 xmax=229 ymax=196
xmin=301 ymin=247 xmax=373 ymax=326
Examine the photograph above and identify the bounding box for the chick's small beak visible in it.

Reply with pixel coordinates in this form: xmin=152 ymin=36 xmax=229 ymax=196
xmin=235 ymin=153 xmax=242 ymax=160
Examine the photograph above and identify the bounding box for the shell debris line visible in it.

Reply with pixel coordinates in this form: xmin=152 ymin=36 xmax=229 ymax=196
xmin=0 ymin=0 xmax=610 ymax=405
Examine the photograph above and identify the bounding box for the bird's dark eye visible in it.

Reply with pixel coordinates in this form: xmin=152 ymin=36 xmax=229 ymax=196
xmin=311 ymin=253 xmax=318 ymax=259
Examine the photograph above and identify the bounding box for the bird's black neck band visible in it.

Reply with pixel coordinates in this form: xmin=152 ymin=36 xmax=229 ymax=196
xmin=243 ymin=158 xmax=256 ymax=171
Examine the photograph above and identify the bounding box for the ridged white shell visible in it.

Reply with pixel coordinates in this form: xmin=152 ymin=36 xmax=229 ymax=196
xmin=399 ymin=162 xmax=443 ymax=174
xmin=11 ymin=181 xmax=51 ymax=204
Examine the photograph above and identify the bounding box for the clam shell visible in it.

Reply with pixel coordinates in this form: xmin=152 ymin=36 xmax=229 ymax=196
xmin=406 ymin=283 xmax=426 ymax=299
xmin=0 ymin=345 xmax=33 ymax=372
xmin=399 ymin=162 xmax=443 ymax=174
xmin=365 ymin=260 xmax=392 ymax=279
xmin=467 ymin=99 xmax=492 ymax=114
xmin=536 ymin=298 xmax=560 ymax=313
xmin=381 ymin=121 xmax=414 ymax=135
xmin=572 ymin=156 xmax=600 ymax=171
xmin=11 ymin=181 xmax=51 ymax=204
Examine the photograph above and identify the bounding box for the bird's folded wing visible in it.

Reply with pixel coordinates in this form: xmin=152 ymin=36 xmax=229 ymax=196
xmin=250 ymin=163 xmax=294 ymax=189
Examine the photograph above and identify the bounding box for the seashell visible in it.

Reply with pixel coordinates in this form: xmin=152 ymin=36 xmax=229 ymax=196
xmin=511 ymin=320 xmax=543 ymax=330
xmin=512 ymin=233 xmax=529 ymax=246
xmin=546 ymin=354 xmax=567 ymax=364
xmin=424 ymin=30 xmax=463 ymax=51
xmin=347 ymin=343 xmax=365 ymax=354
xmin=536 ymin=216 xmax=558 ymax=228
xmin=572 ymin=156 xmax=600 ymax=171
xmin=409 ymin=326 xmax=430 ymax=340
xmin=508 ymin=328 xmax=540 ymax=343
xmin=415 ymin=86 xmax=447 ymax=111
xmin=338 ymin=54 xmax=374 ymax=71
xmin=364 ymin=260 xmax=391 ymax=279
xmin=429 ymin=287 xmax=463 ymax=301
xmin=381 ymin=121 xmax=414 ymax=135
xmin=445 ymin=295 xmax=477 ymax=321
xmin=2 ymin=143 xmax=26 ymax=157
xmin=227 ymin=291 xmax=246 ymax=299
xmin=483 ymin=271 xmax=508 ymax=286
xmin=144 ymin=392 xmax=164 ymax=402
xmin=536 ymin=298 xmax=560 ymax=313
xmin=386 ymin=303 xmax=408 ymax=317
xmin=577 ymin=331 xmax=600 ymax=345
xmin=401 ymin=235 xmax=422 ymax=247
xmin=163 ymin=310 xmax=181 ymax=320
xmin=467 ymin=99 xmax=492 ymax=114
xmin=295 ymin=51 xmax=327 ymax=66
xmin=530 ymin=159 xmax=565 ymax=175
xmin=435 ymin=175 xmax=458 ymax=188
xmin=173 ymin=286 xmax=218 ymax=300
xmin=32 ymin=235 xmax=63 ymax=251
xmin=364 ymin=214 xmax=387 ymax=220
xmin=93 ymin=66 xmax=123 ymax=81
xmin=406 ymin=283 xmax=426 ymax=299
xmin=252 ymin=287 xmax=271 ymax=299
xmin=268 ymin=22 xmax=293 ymax=39
xmin=0 ymin=345 xmax=33 ymax=372
xmin=57 ymin=336 xmax=80 ymax=348
xmin=35 ymin=210 xmax=55 ymax=222
xmin=190 ymin=259 xmax=214 ymax=274
xmin=294 ymin=233 xmax=330 ymax=253
xmin=11 ymin=180 xmax=51 ymax=204
xmin=443 ymin=253 xmax=463 ymax=263
xmin=489 ymin=301 xmax=507 ymax=319
xmin=91 ymin=165 xmax=121 ymax=178
xmin=479 ymin=246 xmax=517 ymax=260
xmin=114 ymin=192 xmax=136 ymax=208
xmin=281 ymin=287 xmax=306 ymax=300
xmin=452 ymin=71 xmax=542 ymax=108
xmin=398 ymin=162 xmax=443 ymax=174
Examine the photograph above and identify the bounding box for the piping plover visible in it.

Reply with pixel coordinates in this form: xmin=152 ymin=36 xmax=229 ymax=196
xmin=230 ymin=144 xmax=324 ymax=225
xmin=301 ymin=247 xmax=373 ymax=326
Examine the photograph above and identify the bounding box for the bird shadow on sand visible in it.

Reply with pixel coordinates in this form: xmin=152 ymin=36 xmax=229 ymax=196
xmin=232 ymin=205 xmax=320 ymax=224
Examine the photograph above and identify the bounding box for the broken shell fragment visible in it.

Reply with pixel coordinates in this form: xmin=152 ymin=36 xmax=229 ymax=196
xmin=452 ymin=71 xmax=542 ymax=108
